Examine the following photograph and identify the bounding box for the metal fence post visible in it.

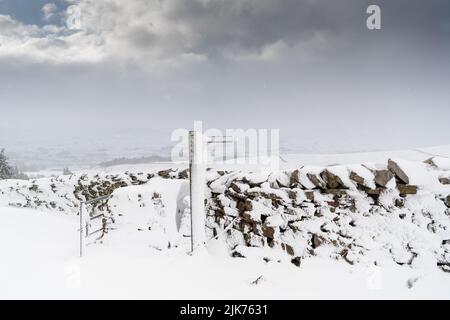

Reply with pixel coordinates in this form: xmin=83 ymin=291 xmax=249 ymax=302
xmin=79 ymin=201 xmax=85 ymax=258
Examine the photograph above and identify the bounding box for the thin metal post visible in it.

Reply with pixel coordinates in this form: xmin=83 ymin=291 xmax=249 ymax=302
xmin=189 ymin=131 xmax=194 ymax=253
xmin=79 ymin=201 xmax=84 ymax=258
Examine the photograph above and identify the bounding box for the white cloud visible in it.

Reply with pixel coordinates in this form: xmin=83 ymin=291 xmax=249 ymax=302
xmin=42 ymin=3 xmax=58 ymax=22
xmin=0 ymin=0 xmax=334 ymax=71
xmin=0 ymin=13 xmax=104 ymax=64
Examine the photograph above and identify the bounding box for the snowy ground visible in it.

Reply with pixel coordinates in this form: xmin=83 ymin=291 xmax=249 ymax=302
xmin=1 ymin=206 xmax=450 ymax=300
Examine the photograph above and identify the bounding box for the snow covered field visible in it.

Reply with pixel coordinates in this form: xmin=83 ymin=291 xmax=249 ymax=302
xmin=1 ymin=147 xmax=450 ymax=300
xmin=1 ymin=206 xmax=450 ymax=300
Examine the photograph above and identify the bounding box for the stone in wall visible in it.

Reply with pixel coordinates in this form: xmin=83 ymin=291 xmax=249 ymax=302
xmin=321 ymin=170 xmax=346 ymax=190
xmin=388 ymin=159 xmax=410 ymax=184
xmin=374 ymin=170 xmax=394 ymax=188
xmin=307 ymin=173 xmax=325 ymax=189
xmin=397 ymin=185 xmax=418 ymax=197
xmin=349 ymin=171 xmax=365 ymax=186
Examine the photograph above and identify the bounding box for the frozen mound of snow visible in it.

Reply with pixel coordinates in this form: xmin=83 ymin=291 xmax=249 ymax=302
xmin=105 ymin=179 xmax=190 ymax=251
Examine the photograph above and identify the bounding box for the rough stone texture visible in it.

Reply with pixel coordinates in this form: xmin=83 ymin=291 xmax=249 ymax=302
xmin=397 ymin=185 xmax=418 ymax=196
xmin=291 ymin=257 xmax=302 ymax=267
xmin=307 ymin=173 xmax=325 ymax=189
xmin=366 ymin=188 xmax=383 ymax=196
xmin=262 ymin=225 xmax=275 ymax=239
xmin=388 ymin=159 xmax=410 ymax=184
xmin=178 ymin=169 xmax=189 ymax=180
xmin=230 ymin=182 xmax=248 ymax=194
xmin=439 ymin=177 xmax=450 ymax=185
xmin=305 ymin=191 xmax=315 ymax=202
xmin=326 ymin=189 xmax=347 ymax=196
xmin=312 ymin=234 xmax=324 ymax=249
xmin=349 ymin=171 xmax=365 ymax=185
xmin=282 ymin=243 xmax=295 ymax=256
xmin=424 ymin=157 xmax=437 ymax=167
xmin=157 ymin=169 xmax=174 ymax=179
xmin=374 ymin=170 xmax=394 ymax=188
xmin=321 ymin=170 xmax=346 ymax=189
xmin=395 ymin=198 xmax=405 ymax=208
xmin=290 ymin=170 xmax=301 ymax=187
xmin=340 ymin=249 xmax=355 ymax=265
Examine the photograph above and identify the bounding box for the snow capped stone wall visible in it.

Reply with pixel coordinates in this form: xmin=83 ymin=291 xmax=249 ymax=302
xmin=1 ymin=158 xmax=449 ymax=272
xmin=205 ymin=158 xmax=450 ymax=271
xmin=0 ymin=168 xmax=189 ymax=213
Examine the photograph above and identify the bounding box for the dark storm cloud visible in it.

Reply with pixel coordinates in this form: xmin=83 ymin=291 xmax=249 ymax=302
xmin=0 ymin=0 xmax=449 ymax=163
xmin=156 ymin=0 xmax=450 ymax=59
xmin=165 ymin=0 xmax=358 ymax=55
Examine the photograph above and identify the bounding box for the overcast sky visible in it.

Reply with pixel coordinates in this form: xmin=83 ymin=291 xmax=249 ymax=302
xmin=1 ymin=0 xmax=449 ymax=157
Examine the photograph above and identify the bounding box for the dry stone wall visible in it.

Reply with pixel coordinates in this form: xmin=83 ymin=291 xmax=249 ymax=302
xmin=205 ymin=158 xmax=450 ymax=271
